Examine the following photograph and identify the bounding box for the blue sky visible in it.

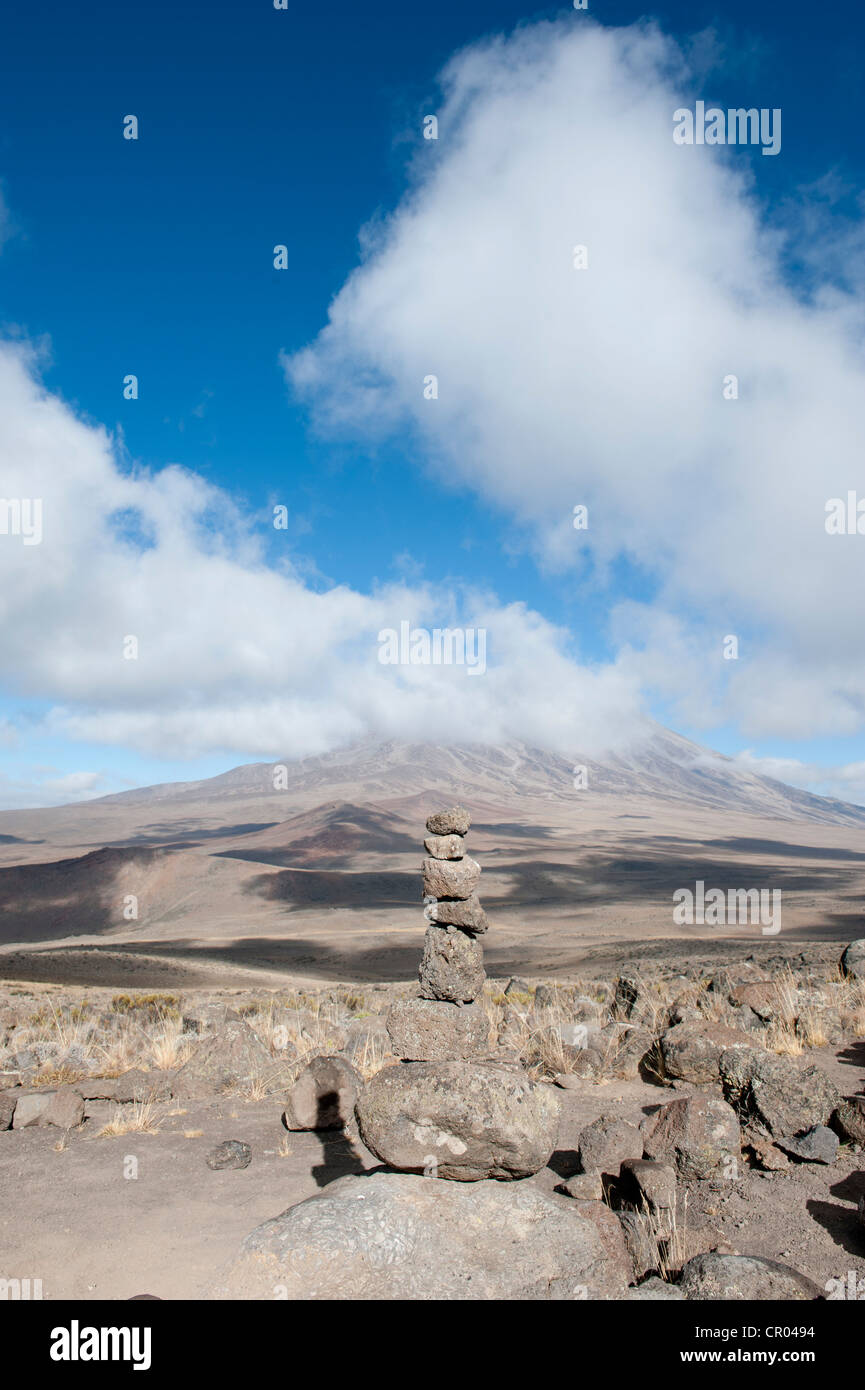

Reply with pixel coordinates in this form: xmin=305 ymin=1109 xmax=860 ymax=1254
xmin=1 ymin=0 xmax=865 ymax=807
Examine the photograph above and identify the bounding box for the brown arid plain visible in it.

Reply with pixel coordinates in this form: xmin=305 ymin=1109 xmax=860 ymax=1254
xmin=1 ymin=731 xmax=864 ymax=1300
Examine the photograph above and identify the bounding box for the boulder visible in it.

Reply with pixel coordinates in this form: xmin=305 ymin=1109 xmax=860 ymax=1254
xmin=418 ymin=926 xmax=485 ymax=1003
xmin=423 ymin=894 xmax=489 ymax=935
xmin=678 ymin=1253 xmax=821 ymax=1301
xmin=833 ymin=1097 xmax=865 ymax=1146
xmin=44 ymin=1087 xmax=85 ymax=1130
xmin=776 ymin=1125 xmax=839 ymax=1165
xmin=283 ymin=1056 xmax=360 ymax=1132
xmin=12 ymin=1092 xmax=52 ymax=1129
xmin=660 ymin=1021 xmax=753 ymax=1085
xmin=170 ymin=1019 xmax=273 ymax=1100
xmin=386 ymin=998 xmax=490 ymax=1062
xmin=719 ymin=1048 xmax=839 ymax=1138
xmin=423 ymin=834 xmax=464 ymax=860
xmin=558 ymin=1171 xmax=603 ymax=1200
xmin=356 ymin=1059 xmax=560 ymax=1180
xmin=214 ymin=1169 xmax=630 ymax=1300
xmin=608 ymin=1024 xmax=654 ymax=1080
xmin=206 ymin=1139 xmax=252 ymax=1170
xmin=619 ymin=1158 xmax=677 ymax=1225
xmin=112 ymin=1068 xmax=171 ymax=1103
xmin=613 ymin=972 xmax=646 ymax=1020
xmin=421 ymin=856 xmax=481 ymax=902
xmin=729 ymin=982 xmax=780 ymax=1020
xmin=577 ymin=1114 xmax=643 ymax=1177
xmin=643 ymin=1094 xmax=740 ymax=1181
xmin=425 ymin=806 xmax=471 ymax=837
xmin=840 ymin=939 xmax=865 ymax=981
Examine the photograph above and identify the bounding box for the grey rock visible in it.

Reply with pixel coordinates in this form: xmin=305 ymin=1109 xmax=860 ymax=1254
xmin=720 ymin=1048 xmax=839 ymax=1138
xmin=421 ymin=856 xmax=481 ymax=902
xmin=386 ymin=997 xmax=490 ymax=1062
xmin=729 ymin=981 xmax=780 ymax=1021
xmin=206 ymin=1139 xmax=252 ymax=1170
xmin=78 ymin=1079 xmax=119 ymax=1101
xmin=661 ymin=1021 xmax=753 ymax=1085
xmin=112 ymin=1068 xmax=171 ymax=1103
xmin=643 ymin=1094 xmax=740 ymax=1181
xmin=356 ymin=1059 xmax=560 ymax=1181
xmin=418 ymin=926 xmax=485 ymax=1003
xmin=504 ymin=977 xmax=530 ymax=996
xmin=425 ymin=806 xmax=471 ymax=837
xmin=678 ymin=1253 xmax=821 ymax=1301
xmin=424 ymin=894 xmax=489 ymax=935
xmin=214 ymin=1170 xmax=630 ymax=1300
xmin=619 ymin=1158 xmax=678 ymax=1220
xmin=577 ymin=1114 xmax=643 ymax=1177
xmin=776 ymin=1125 xmax=839 ymax=1165
xmin=182 ymin=1002 xmax=239 ymax=1034
xmin=613 ymin=972 xmax=644 ymax=1019
xmin=170 ymin=1019 xmax=273 ymax=1100
xmin=12 ymin=1092 xmax=52 ymax=1129
xmin=840 ymin=939 xmax=865 ymax=981
xmin=607 ymin=1024 xmax=654 ymax=1080
xmin=833 ymin=1096 xmax=865 ymax=1146
xmin=558 ymin=1171 xmax=603 ymax=1200
xmin=44 ymin=1087 xmax=85 ymax=1130
xmin=283 ymin=1055 xmax=359 ymax=1132
xmin=423 ymin=834 xmax=465 ymax=860
xmin=533 ymin=984 xmax=558 ymax=1011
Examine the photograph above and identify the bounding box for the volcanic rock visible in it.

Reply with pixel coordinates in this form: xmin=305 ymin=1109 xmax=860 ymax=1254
xmin=356 ymin=1058 xmax=560 ymax=1180
xmin=418 ymin=926 xmax=485 ymax=1003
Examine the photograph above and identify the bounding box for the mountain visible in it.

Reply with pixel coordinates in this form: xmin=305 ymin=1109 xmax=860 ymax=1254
xmin=0 ymin=730 xmax=864 ymax=983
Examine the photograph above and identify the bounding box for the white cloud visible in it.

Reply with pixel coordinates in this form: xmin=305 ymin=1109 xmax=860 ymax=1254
xmin=731 ymin=750 xmax=865 ymax=809
xmin=284 ymin=17 xmax=865 ymax=741
xmin=0 ymin=340 xmax=646 ymax=770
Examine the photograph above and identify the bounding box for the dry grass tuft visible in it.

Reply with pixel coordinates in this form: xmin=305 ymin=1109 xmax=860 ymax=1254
xmin=97 ymin=1100 xmax=161 ymax=1137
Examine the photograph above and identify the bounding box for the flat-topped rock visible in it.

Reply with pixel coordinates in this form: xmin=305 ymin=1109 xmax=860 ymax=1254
xmin=386 ymin=997 xmax=490 ymax=1061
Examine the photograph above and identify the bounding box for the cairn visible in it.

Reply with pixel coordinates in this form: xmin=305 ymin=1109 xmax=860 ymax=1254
xmin=356 ymin=806 xmax=560 ymax=1180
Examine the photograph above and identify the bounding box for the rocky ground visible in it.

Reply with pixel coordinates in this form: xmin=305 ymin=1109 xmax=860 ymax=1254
xmin=1 ymin=936 xmax=863 ymax=1299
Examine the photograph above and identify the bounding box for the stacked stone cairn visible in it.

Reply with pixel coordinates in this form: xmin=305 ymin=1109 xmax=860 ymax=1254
xmin=356 ymin=806 xmax=560 ymax=1180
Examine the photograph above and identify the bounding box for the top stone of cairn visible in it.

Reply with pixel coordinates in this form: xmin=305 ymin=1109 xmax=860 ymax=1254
xmin=425 ymin=805 xmax=471 ymax=837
